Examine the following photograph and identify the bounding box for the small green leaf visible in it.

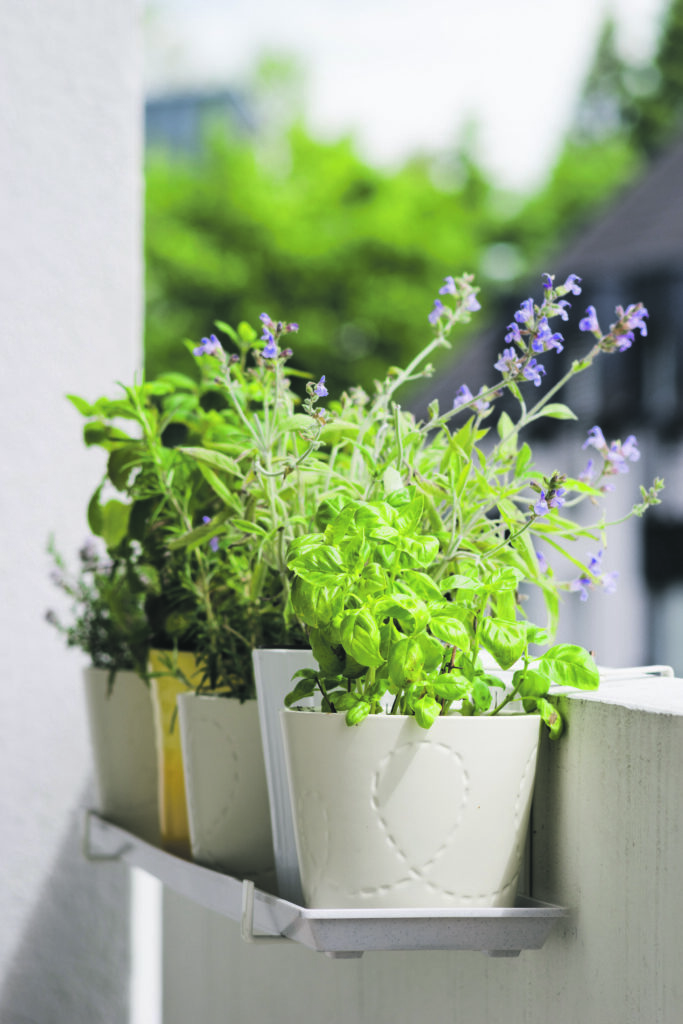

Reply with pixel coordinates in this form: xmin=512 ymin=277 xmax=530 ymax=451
xmin=413 ymin=694 xmax=441 ymax=729
xmin=429 ymin=614 xmax=470 ymax=648
xmin=178 ymin=446 xmax=243 ymax=478
xmin=340 ymin=608 xmax=384 ymax=667
xmin=538 ymin=697 xmax=563 ymax=739
xmin=66 ymin=393 xmax=94 ymax=416
xmin=537 ymin=403 xmax=577 ymax=421
xmin=346 ymin=701 xmax=372 ymax=726
xmin=388 ymin=636 xmax=425 ymax=687
xmin=232 ymin=518 xmax=268 ymax=537
xmin=284 ymin=675 xmax=317 ymax=707
xmin=479 ymin=617 xmax=527 ymax=670
xmin=538 ymin=644 xmax=599 ymax=690
xmin=514 ymin=668 xmax=550 ymax=699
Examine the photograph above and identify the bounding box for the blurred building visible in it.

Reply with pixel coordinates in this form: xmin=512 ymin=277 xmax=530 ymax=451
xmin=145 ymin=88 xmax=254 ymax=153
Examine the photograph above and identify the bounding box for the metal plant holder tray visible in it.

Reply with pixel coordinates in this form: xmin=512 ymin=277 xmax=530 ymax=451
xmin=83 ymin=811 xmax=568 ymax=958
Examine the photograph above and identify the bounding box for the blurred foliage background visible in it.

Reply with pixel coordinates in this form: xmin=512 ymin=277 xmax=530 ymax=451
xmin=145 ymin=0 xmax=683 ymax=396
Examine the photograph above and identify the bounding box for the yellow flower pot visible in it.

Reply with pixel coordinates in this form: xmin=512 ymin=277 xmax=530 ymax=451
xmin=148 ymin=649 xmax=204 ymax=857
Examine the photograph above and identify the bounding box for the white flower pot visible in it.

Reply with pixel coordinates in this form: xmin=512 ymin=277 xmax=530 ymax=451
xmin=280 ymin=709 xmax=541 ymax=909
xmin=82 ymin=667 xmax=160 ymax=844
xmin=177 ymin=693 xmax=275 ymax=888
xmin=252 ymin=648 xmax=317 ymax=902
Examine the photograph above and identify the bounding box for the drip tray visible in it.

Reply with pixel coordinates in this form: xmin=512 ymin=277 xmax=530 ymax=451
xmin=83 ymin=811 xmax=568 ymax=959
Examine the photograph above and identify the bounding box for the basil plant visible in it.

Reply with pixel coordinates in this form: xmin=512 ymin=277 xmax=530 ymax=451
xmin=285 ymin=492 xmax=600 ymax=737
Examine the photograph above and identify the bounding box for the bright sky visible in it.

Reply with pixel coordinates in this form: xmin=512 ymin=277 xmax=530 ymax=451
xmin=145 ymin=0 xmax=670 ymax=190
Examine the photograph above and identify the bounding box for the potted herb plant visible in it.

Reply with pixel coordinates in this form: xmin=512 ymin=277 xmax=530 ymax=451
xmin=68 ymin=366 xmax=253 ymax=857
xmin=278 ymin=272 xmax=663 ymax=909
xmin=46 ymin=538 xmax=159 ymax=843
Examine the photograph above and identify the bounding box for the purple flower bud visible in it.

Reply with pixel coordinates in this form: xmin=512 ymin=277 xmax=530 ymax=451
xmin=505 ymin=322 xmax=524 ymax=346
xmin=623 ymin=304 xmax=648 ymax=337
xmin=286 ymin=322 xmax=299 ymax=333
xmin=263 ymin=336 xmax=279 ymax=359
xmin=534 ymin=492 xmax=550 ymax=516
xmin=531 ymin=316 xmax=564 ymax=353
xmin=523 ymin=358 xmax=546 ymax=387
xmin=202 ymin=516 xmax=219 ymax=553
xmin=541 ymin=273 xmax=554 ymax=290
xmin=562 ymin=274 xmax=582 ymax=295
xmin=453 ymin=384 xmax=491 ymax=413
xmin=579 ymin=305 xmax=600 ymax=334
xmin=582 ymin=425 xmax=607 ymax=453
xmin=536 ymin=550 xmax=549 ymax=573
xmin=494 ymin=347 xmax=522 ymax=376
xmin=514 ymin=298 xmax=535 ymax=326
xmin=193 ymin=334 xmax=222 ymax=357
xmin=429 ymin=298 xmax=446 ymax=326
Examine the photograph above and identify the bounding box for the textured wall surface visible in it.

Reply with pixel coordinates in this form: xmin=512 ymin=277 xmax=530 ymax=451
xmin=161 ymin=678 xmax=683 ymax=1024
xmin=0 ymin=2 xmax=143 ymax=1021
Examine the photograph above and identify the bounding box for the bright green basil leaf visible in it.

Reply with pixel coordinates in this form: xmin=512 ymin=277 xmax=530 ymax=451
xmin=430 ymin=673 xmax=469 ymax=700
xmin=413 ymin=694 xmax=441 ymax=729
xmin=388 ymin=636 xmax=425 ymax=687
xmin=472 ymin=679 xmax=492 ymax=711
xmin=514 ymin=668 xmax=550 ymax=699
xmin=538 ymin=644 xmax=599 ymax=690
xmin=284 ymin=674 xmax=318 ymax=707
xmin=398 ymin=569 xmax=443 ymax=604
xmin=346 ymin=701 xmax=372 ymax=726
xmin=429 ymin=613 xmax=470 ymax=648
xmin=538 ymin=697 xmax=563 ymax=739
xmin=340 ymin=608 xmax=384 ymax=667
xmin=478 ymin=617 xmax=527 ymax=669
xmin=309 ymin=628 xmax=346 ymax=675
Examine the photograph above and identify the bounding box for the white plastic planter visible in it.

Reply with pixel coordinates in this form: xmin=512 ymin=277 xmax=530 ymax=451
xmin=252 ymin=648 xmax=317 ymax=902
xmin=177 ymin=692 xmax=275 ymax=889
xmin=82 ymin=666 xmax=160 ymax=844
xmin=281 ymin=709 xmax=541 ymax=909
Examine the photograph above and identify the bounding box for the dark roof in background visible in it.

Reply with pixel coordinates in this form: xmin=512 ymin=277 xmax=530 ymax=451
xmin=554 ymin=134 xmax=683 ymax=278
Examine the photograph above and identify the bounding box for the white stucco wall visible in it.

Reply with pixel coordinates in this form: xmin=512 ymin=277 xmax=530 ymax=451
xmin=160 ymin=679 xmax=683 ymax=1024
xmin=0 ymin=2 xmax=143 ymax=1020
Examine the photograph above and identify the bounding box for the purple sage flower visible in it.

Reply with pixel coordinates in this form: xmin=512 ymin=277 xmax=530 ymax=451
xmin=465 ymin=292 xmax=482 ymax=312
xmin=494 ymin=347 xmax=522 ymax=376
xmin=582 ymin=425 xmax=607 ymax=453
xmin=532 ymin=316 xmax=564 ymax=354
xmin=579 ymin=305 xmax=600 ymax=334
xmin=193 ymin=334 xmax=222 ymax=357
xmin=536 ymin=550 xmax=549 ymax=573
xmin=623 ymin=304 xmax=649 ymax=337
xmin=514 ymin=298 xmax=535 ymax=326
xmin=439 ymin=276 xmax=457 ymax=296
xmin=263 ymin=335 xmax=279 ymax=359
xmin=561 ymin=274 xmax=582 ymax=295
xmin=313 ymin=375 xmax=328 ymax=398
xmin=429 ymin=298 xmax=446 ymax=326
xmin=202 ymin=516 xmax=219 ymax=553
xmin=453 ymin=384 xmax=491 ymax=413
xmin=534 ymin=492 xmax=550 ymax=516
xmin=523 ymin=358 xmax=546 ymax=387
xmin=505 ymin=321 xmax=524 ymax=346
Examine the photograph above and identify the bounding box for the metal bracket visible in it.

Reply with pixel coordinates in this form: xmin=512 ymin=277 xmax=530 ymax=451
xmin=240 ymin=879 xmax=289 ymax=945
xmin=81 ymin=810 xmax=133 ymax=863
